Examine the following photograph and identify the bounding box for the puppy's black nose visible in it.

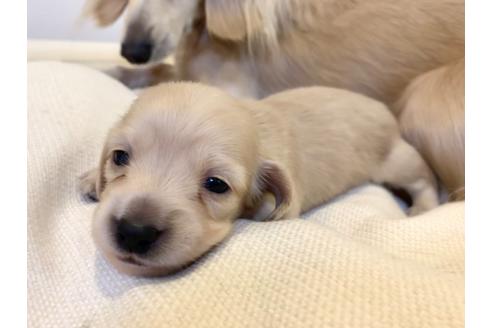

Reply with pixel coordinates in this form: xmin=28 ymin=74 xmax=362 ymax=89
xmin=121 ymin=42 xmax=152 ymax=64
xmin=115 ymin=219 xmax=162 ymax=254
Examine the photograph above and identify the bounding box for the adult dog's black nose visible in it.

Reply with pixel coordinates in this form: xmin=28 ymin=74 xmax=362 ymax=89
xmin=115 ymin=219 xmax=162 ymax=254
xmin=121 ymin=42 xmax=152 ymax=64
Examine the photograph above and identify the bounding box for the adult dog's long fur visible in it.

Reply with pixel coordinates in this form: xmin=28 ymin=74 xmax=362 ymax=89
xmin=85 ymin=0 xmax=465 ymax=200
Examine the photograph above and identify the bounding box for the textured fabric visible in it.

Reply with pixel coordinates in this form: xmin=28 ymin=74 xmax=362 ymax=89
xmin=28 ymin=62 xmax=464 ymax=328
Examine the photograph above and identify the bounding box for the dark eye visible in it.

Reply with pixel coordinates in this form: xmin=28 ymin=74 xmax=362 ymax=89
xmin=113 ymin=150 xmax=129 ymax=166
xmin=204 ymin=177 xmax=230 ymax=194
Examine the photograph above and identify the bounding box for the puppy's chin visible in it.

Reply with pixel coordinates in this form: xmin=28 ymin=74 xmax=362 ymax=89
xmin=104 ymin=253 xmax=179 ymax=277
xmin=97 ymin=232 xmax=232 ymax=277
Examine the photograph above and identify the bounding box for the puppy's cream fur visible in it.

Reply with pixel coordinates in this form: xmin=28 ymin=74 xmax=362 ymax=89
xmin=85 ymin=0 xmax=465 ymax=200
xmin=80 ymin=83 xmax=438 ymax=276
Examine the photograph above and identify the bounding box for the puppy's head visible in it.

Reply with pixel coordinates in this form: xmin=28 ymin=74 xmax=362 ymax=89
xmin=84 ymin=0 xmax=201 ymax=64
xmin=91 ymin=83 xmax=294 ymax=276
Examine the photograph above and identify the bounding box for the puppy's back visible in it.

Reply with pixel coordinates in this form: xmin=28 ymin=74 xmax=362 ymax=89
xmin=261 ymin=87 xmax=400 ymax=209
xmin=263 ymin=87 xmax=398 ymax=142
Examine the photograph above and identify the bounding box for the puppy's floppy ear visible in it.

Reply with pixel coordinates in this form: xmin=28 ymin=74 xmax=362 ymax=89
xmin=248 ymin=160 xmax=299 ymax=221
xmin=83 ymin=0 xmax=129 ymax=26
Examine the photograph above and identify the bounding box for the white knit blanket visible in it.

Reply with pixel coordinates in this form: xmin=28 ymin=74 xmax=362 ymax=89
xmin=27 ymin=62 xmax=464 ymax=328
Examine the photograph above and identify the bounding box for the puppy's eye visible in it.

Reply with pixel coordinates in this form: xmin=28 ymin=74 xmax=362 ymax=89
xmin=113 ymin=150 xmax=129 ymax=166
xmin=204 ymin=177 xmax=230 ymax=194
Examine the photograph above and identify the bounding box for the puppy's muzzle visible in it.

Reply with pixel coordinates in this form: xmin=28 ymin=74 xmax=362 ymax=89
xmin=111 ymin=197 xmax=167 ymax=255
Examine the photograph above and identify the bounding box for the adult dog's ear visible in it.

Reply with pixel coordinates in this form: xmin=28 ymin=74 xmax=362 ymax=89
xmin=205 ymin=0 xmax=282 ymax=42
xmin=247 ymin=160 xmax=300 ymax=221
xmin=83 ymin=0 xmax=129 ymax=26
xmin=205 ymin=0 xmax=249 ymax=41
xmin=205 ymin=0 xmax=292 ymax=51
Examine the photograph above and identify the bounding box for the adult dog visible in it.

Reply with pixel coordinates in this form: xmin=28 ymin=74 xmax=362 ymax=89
xmin=84 ymin=0 xmax=465 ymax=200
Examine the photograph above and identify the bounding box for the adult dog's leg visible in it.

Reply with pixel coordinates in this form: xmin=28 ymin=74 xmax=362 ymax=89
xmin=105 ymin=63 xmax=176 ymax=89
xmin=395 ymin=59 xmax=465 ymax=201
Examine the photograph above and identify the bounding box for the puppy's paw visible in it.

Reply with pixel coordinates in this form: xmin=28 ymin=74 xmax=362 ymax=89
xmin=408 ymin=188 xmax=439 ymax=216
xmin=78 ymin=168 xmax=99 ymax=202
xmin=407 ymin=204 xmax=427 ymax=217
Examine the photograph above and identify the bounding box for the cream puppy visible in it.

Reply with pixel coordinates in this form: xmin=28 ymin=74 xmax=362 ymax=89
xmin=80 ymin=83 xmax=438 ymax=276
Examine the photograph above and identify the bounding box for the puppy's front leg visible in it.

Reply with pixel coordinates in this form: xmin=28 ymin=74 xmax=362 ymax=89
xmin=78 ymin=168 xmax=99 ymax=202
